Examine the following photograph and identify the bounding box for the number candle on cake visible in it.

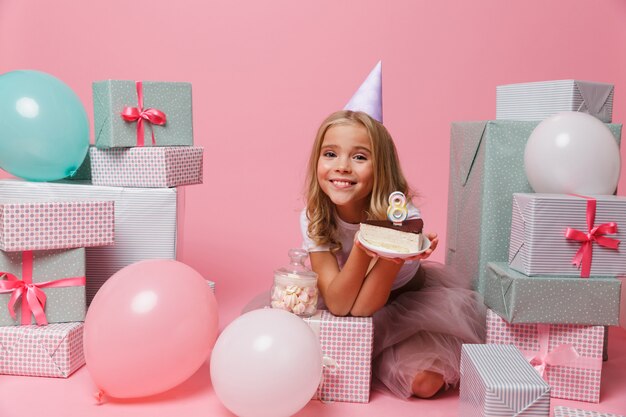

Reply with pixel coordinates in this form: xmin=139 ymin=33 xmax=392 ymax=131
xmin=359 ymin=191 xmax=423 ymax=253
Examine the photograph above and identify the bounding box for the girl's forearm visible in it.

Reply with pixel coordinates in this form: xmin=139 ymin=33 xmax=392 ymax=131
xmin=319 ymin=247 xmax=372 ymax=316
xmin=349 ymin=259 xmax=402 ymax=316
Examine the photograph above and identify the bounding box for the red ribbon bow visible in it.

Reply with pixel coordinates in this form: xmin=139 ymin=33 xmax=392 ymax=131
xmin=0 ymin=251 xmax=86 ymax=325
xmin=564 ymin=195 xmax=620 ymax=278
xmin=120 ymin=81 xmax=167 ymax=146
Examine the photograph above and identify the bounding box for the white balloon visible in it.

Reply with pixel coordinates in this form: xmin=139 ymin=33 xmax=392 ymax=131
xmin=524 ymin=111 xmax=621 ymax=194
xmin=210 ymin=308 xmax=322 ymax=417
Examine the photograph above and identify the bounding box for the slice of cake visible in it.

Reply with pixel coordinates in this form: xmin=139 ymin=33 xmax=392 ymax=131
xmin=359 ymin=218 xmax=423 ymax=253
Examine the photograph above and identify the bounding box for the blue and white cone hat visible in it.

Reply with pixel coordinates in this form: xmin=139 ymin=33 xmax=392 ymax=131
xmin=343 ymin=61 xmax=383 ymax=123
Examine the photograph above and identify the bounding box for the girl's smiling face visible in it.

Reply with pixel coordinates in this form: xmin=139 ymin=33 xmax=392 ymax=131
xmin=317 ymin=123 xmax=374 ymax=223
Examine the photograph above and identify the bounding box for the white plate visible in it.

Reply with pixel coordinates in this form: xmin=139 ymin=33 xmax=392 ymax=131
xmin=357 ymin=232 xmax=431 ymax=259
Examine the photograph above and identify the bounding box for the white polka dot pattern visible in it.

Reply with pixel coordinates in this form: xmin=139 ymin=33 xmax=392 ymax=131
xmin=93 ymin=80 xmax=193 ymax=148
xmin=445 ymin=121 xmax=621 ymax=294
xmin=486 ymin=310 xmax=604 ymax=403
xmin=0 ymin=200 xmax=114 ymax=252
xmin=554 ymin=406 xmax=624 ymax=417
xmin=90 ymin=146 xmax=203 ymax=188
xmin=0 ymin=248 xmax=86 ymax=326
xmin=304 ymin=310 xmax=373 ymax=403
xmin=0 ymin=322 xmax=84 ymax=378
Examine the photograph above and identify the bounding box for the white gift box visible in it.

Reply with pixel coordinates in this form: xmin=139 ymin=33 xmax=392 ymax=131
xmin=496 ymin=80 xmax=614 ymax=122
xmin=0 ymin=180 xmax=181 ymax=305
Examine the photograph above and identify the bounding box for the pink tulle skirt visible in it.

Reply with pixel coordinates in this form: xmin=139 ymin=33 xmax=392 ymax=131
xmin=372 ymin=261 xmax=486 ymax=399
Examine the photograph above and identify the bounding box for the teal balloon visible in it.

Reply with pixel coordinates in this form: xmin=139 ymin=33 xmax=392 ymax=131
xmin=0 ymin=70 xmax=89 ymax=181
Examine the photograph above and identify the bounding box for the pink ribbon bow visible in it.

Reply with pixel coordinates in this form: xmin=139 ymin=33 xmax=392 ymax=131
xmin=522 ymin=324 xmax=602 ymax=380
xmin=564 ymin=194 xmax=620 ymax=278
xmin=120 ymin=81 xmax=167 ymax=147
xmin=0 ymin=251 xmax=86 ymax=325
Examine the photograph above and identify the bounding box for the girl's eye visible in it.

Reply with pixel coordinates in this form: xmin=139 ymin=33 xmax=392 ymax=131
xmin=322 ymin=151 xmax=336 ymax=158
xmin=353 ymin=154 xmax=368 ymax=161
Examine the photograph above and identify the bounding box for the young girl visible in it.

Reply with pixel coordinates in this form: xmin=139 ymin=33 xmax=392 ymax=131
xmin=300 ymin=109 xmax=486 ymax=399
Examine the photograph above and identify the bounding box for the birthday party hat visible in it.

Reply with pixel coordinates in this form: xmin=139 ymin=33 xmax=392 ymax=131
xmin=344 ymin=61 xmax=383 ymax=123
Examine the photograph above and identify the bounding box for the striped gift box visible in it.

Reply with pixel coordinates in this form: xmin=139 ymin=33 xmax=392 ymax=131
xmin=90 ymin=146 xmax=203 ymax=188
xmin=554 ymin=406 xmax=625 ymax=417
xmin=460 ymin=344 xmax=551 ymax=417
xmin=0 ymin=180 xmax=180 ymax=305
xmin=509 ymin=193 xmax=626 ymax=277
xmin=496 ymin=80 xmax=614 ymax=122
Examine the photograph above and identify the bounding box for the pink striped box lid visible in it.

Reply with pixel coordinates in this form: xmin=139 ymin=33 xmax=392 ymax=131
xmin=486 ymin=309 xmax=604 ymax=403
xmin=90 ymin=146 xmax=203 ymax=188
xmin=0 ymin=199 xmax=114 ymax=252
xmin=303 ymin=310 xmax=373 ymax=403
xmin=0 ymin=322 xmax=84 ymax=378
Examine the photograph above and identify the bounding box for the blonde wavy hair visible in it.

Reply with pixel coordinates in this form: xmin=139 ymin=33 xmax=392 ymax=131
xmin=304 ymin=110 xmax=413 ymax=252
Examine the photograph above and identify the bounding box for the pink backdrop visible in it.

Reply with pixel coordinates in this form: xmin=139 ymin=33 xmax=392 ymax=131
xmin=1 ymin=0 xmax=626 ymax=326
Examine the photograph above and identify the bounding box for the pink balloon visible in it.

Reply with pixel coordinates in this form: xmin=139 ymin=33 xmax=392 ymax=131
xmin=83 ymin=259 xmax=218 ymax=399
xmin=210 ymin=309 xmax=322 ymax=417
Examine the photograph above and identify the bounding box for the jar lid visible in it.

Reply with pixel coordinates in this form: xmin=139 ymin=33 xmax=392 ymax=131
xmin=274 ymin=248 xmax=318 ymax=279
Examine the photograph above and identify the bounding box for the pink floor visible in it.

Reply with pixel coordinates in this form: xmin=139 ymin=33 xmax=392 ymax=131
xmin=2 ymin=291 xmax=626 ymax=417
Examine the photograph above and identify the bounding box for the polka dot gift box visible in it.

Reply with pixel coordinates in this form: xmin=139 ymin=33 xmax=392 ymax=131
xmin=0 ymin=322 xmax=84 ymax=378
xmin=0 ymin=199 xmax=114 ymax=252
xmin=89 ymin=146 xmax=203 ymax=188
xmin=483 ymin=262 xmax=621 ymax=326
xmin=0 ymin=248 xmax=86 ymax=326
xmin=303 ymin=310 xmax=373 ymax=404
xmin=93 ymin=80 xmax=193 ymax=148
xmin=486 ymin=309 xmax=604 ymax=403
xmin=445 ymin=121 xmax=621 ymax=295
xmin=554 ymin=406 xmax=625 ymax=417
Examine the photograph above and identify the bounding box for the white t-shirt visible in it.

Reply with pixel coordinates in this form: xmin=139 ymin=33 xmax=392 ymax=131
xmin=299 ymin=204 xmax=421 ymax=290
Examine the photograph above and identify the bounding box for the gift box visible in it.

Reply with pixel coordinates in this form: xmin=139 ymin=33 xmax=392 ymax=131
xmin=0 ymin=180 xmax=180 ymax=305
xmin=484 ymin=262 xmax=620 ymax=325
xmin=445 ymin=121 xmax=622 ymax=293
xmin=90 ymin=146 xmax=203 ymax=188
xmin=303 ymin=310 xmax=373 ymax=403
xmin=510 ymin=193 xmax=626 ymax=277
xmin=0 ymin=199 xmax=114 ymax=251
xmin=486 ymin=309 xmax=604 ymax=403
xmin=554 ymin=406 xmax=625 ymax=417
xmin=0 ymin=248 xmax=86 ymax=326
xmin=496 ymin=80 xmax=614 ymax=122
xmin=459 ymin=344 xmax=551 ymax=417
xmin=93 ymin=80 xmax=193 ymax=148
xmin=0 ymin=322 xmax=84 ymax=377
xmin=618 ymin=276 xmax=626 ymax=329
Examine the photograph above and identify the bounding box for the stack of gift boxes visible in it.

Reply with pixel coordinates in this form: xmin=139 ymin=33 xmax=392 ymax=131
xmin=0 ymin=79 xmax=205 ymax=379
xmin=450 ymin=80 xmax=624 ymax=415
xmin=0 ymin=200 xmax=114 ymax=377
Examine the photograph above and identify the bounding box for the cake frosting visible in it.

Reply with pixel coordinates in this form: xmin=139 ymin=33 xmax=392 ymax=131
xmin=359 ymin=218 xmax=423 ymax=253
